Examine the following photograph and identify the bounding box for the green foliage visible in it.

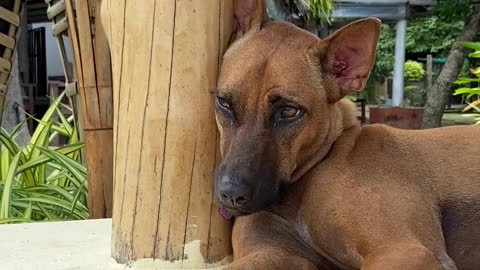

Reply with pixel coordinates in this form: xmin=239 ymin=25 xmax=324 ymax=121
xmin=404 ymin=85 xmax=419 ymax=105
xmin=404 ymin=60 xmax=425 ymax=81
xmin=0 ymin=92 xmax=88 ymax=224
xmin=404 ymin=85 xmax=419 ymax=94
xmin=404 ymin=85 xmax=426 ymax=107
xmin=306 ymin=0 xmax=333 ymax=25
xmin=454 ymin=42 xmax=480 ymax=124
xmin=405 ymin=16 xmax=464 ymax=56
xmin=434 ymin=0 xmax=472 ymax=23
xmin=373 ymin=24 xmax=395 ymax=78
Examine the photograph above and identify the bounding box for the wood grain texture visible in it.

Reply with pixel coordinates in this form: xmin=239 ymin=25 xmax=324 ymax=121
xmin=104 ymin=0 xmax=233 ymax=266
xmin=0 ymin=5 xmax=20 ymax=26
xmin=65 ymin=0 xmax=113 ymax=218
xmin=207 ymin=0 xmax=235 ymax=263
xmin=47 ymin=0 xmax=65 ymax=20
xmin=64 ymin=0 xmax=83 ymax=84
xmin=0 ymin=33 xmax=15 ymax=49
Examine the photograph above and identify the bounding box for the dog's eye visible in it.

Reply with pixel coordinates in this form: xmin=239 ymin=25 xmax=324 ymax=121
xmin=216 ymin=96 xmax=231 ymax=110
xmin=273 ymin=105 xmax=304 ymax=125
xmin=280 ymin=106 xmax=300 ymax=119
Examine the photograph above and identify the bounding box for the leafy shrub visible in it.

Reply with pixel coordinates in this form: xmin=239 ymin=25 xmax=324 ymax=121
xmin=0 ymin=92 xmax=87 ymax=224
xmin=404 ymin=60 xmax=425 ymax=81
xmin=404 ymin=85 xmax=426 ymax=107
xmin=405 ymin=16 xmax=464 ymax=56
xmin=454 ymin=42 xmax=480 ymax=124
xmin=404 ymin=85 xmax=418 ymax=95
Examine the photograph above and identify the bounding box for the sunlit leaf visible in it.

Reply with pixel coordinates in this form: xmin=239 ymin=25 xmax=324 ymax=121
xmin=462 ymin=42 xmax=480 ymax=51
xmin=0 ymin=152 xmax=22 ymax=219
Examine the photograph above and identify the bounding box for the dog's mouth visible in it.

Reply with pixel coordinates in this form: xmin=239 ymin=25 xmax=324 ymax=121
xmin=217 ymin=201 xmax=262 ymax=218
xmin=218 ymin=207 xmax=250 ymax=220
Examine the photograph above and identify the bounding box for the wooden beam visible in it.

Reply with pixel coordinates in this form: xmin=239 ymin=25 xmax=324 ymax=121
xmin=0 ymin=33 xmax=15 ymax=49
xmin=0 ymin=57 xmax=11 ymax=73
xmin=47 ymin=0 xmax=65 ymax=20
xmin=104 ymin=0 xmax=233 ymax=267
xmin=52 ymin=17 xmax=68 ymax=36
xmin=0 ymin=5 xmax=20 ymax=26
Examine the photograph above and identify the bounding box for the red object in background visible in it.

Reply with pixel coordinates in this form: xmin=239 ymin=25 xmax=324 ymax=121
xmin=369 ymin=107 xmax=424 ymax=130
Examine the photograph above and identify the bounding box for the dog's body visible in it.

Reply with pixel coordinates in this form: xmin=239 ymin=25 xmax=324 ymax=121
xmin=232 ymin=114 xmax=480 ymax=270
xmin=214 ymin=1 xmax=480 ymax=269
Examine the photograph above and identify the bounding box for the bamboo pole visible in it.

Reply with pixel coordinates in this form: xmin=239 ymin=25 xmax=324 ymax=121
xmin=101 ymin=0 xmax=234 ymax=267
xmin=65 ymin=0 xmax=113 ymax=218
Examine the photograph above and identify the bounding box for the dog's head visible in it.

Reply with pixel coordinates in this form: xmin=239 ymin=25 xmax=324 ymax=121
xmin=214 ymin=0 xmax=380 ymax=216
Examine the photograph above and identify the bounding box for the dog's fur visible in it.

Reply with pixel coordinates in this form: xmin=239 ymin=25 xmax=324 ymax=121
xmin=213 ymin=1 xmax=480 ymax=269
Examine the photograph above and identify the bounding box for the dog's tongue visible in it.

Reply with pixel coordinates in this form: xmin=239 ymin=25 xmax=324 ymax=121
xmin=219 ymin=207 xmax=233 ymax=220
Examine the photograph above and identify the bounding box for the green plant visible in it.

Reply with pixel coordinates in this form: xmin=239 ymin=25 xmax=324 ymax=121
xmin=404 ymin=60 xmax=425 ymax=81
xmin=372 ymin=24 xmax=396 ymax=79
xmin=0 ymin=92 xmax=87 ymax=224
xmin=405 ymin=16 xmax=465 ymax=56
xmin=404 ymin=85 xmax=419 ymax=96
xmin=454 ymin=42 xmax=480 ymax=124
xmin=404 ymin=85 xmax=426 ymax=107
xmin=306 ymin=0 xmax=333 ymax=25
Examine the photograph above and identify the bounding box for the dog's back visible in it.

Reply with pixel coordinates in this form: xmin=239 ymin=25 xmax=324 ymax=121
xmin=350 ymin=122 xmax=480 ymax=269
xmin=399 ymin=125 xmax=480 ymax=269
xmin=354 ymin=124 xmax=479 ymax=198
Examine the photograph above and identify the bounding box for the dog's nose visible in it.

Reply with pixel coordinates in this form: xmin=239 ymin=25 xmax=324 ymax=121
xmin=218 ymin=175 xmax=251 ymax=208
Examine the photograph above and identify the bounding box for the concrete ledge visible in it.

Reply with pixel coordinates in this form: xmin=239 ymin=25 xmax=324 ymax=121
xmin=0 ymin=219 xmax=123 ymax=270
xmin=0 ymin=219 xmax=230 ymax=270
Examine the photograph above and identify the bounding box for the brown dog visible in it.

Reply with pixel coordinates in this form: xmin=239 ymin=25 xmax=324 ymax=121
xmin=213 ymin=1 xmax=480 ymax=269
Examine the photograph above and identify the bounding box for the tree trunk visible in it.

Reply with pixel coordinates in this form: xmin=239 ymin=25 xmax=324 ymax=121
xmin=421 ymin=4 xmax=480 ymax=129
xmin=1 ymin=50 xmax=31 ymax=146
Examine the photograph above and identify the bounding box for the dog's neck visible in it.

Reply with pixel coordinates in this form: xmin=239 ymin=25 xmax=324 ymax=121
xmin=292 ymin=99 xmax=359 ymax=182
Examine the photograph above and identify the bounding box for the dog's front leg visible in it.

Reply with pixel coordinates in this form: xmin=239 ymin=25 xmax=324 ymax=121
xmin=361 ymin=243 xmax=454 ymax=270
xmin=226 ymin=212 xmax=330 ymax=270
xmin=226 ymin=248 xmax=318 ymax=270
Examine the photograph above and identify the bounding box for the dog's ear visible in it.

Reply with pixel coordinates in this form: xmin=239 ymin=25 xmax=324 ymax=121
xmin=319 ymin=18 xmax=381 ymax=103
xmin=232 ymin=0 xmax=267 ymax=40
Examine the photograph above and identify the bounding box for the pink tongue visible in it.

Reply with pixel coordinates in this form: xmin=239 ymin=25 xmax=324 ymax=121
xmin=219 ymin=207 xmax=233 ymax=220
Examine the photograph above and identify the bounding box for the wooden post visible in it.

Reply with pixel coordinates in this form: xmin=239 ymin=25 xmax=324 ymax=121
xmin=101 ymin=0 xmax=234 ymax=267
xmin=64 ymin=0 xmax=113 ymax=218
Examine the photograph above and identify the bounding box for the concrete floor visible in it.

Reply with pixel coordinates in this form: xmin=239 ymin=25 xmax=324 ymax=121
xmin=0 ymin=219 xmax=122 ymax=270
xmin=0 ymin=219 xmax=230 ymax=270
